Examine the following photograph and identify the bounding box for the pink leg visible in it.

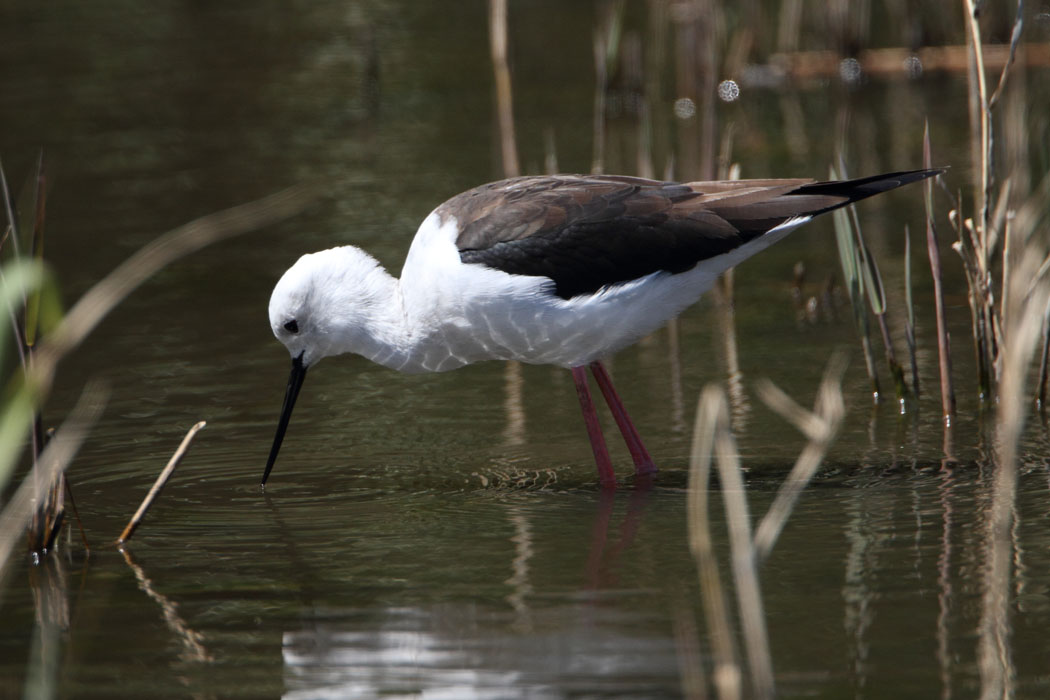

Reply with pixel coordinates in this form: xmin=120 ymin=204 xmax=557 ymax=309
xmin=589 ymin=361 xmax=658 ymax=476
xmin=571 ymin=366 xmax=617 ymax=488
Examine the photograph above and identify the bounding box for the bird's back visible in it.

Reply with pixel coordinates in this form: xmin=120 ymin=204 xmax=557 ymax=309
xmin=396 ymin=170 xmax=940 ymax=369
xmin=448 ymin=171 xmax=935 ymax=300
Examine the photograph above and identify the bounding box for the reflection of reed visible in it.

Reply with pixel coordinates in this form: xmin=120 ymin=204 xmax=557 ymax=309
xmin=488 ymin=0 xmax=527 ymax=454
xmin=504 ymin=506 xmax=534 ymax=632
xmin=501 ymin=362 xmax=526 ymax=447
xmin=120 ymin=548 xmax=212 ymax=663
xmin=842 ymin=492 xmax=875 ymax=691
xmin=936 ymin=462 xmax=955 ymax=700
xmin=25 ymin=557 xmax=69 ymax=699
xmin=714 ymin=274 xmax=750 ymax=433
xmin=666 ymin=317 xmax=686 ymax=434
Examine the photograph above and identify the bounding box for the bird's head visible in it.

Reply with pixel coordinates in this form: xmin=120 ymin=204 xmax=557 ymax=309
xmin=268 ymin=252 xmax=321 ymax=369
xmin=262 ymin=246 xmax=387 ymax=486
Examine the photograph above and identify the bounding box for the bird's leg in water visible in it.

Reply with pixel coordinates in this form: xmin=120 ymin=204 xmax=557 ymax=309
xmin=571 ymin=366 xmax=617 ymax=488
xmin=590 ymin=361 xmax=658 ymax=477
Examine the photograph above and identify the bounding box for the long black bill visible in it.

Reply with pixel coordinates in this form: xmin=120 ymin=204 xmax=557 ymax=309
xmin=261 ymin=353 xmax=308 ymax=486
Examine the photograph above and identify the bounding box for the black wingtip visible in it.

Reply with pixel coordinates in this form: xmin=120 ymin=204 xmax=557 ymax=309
xmin=798 ymin=167 xmax=946 ymax=209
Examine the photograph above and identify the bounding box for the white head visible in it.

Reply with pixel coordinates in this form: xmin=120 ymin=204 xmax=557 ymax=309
xmin=263 ymin=245 xmax=396 ymax=485
xmin=268 ymin=246 xmax=392 ymax=368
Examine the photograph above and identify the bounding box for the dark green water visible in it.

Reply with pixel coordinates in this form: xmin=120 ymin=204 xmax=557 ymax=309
xmin=2 ymin=2 xmax=1050 ymax=697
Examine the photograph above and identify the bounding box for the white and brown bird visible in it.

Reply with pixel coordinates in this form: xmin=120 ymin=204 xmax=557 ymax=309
xmin=263 ymin=169 xmax=940 ymax=487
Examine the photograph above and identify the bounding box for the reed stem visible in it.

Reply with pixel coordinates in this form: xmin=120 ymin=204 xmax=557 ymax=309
xmin=117 ymin=422 xmax=206 ymax=545
xmin=924 ymin=124 xmax=956 ymax=422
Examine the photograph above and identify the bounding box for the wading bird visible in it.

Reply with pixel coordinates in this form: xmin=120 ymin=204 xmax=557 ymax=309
xmin=263 ymin=169 xmax=939 ymax=487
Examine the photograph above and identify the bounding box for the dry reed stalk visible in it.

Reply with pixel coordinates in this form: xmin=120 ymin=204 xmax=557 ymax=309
xmin=17 ymin=186 xmax=312 ymax=467
xmin=1 ymin=155 xmax=65 ymax=556
xmin=488 ymin=0 xmax=519 ymax=179
xmin=1039 ymin=298 xmax=1050 ymax=407
xmin=687 ymin=365 xmax=848 ymax=697
xmin=544 ymin=127 xmax=559 ymax=175
xmin=24 ymin=151 xmax=47 ymax=351
xmin=591 ymin=1 xmax=625 ymax=174
xmin=688 ymin=386 xmax=742 ymax=700
xmin=670 ymin=1 xmax=701 ymax=180
xmin=1 ymin=185 xmax=312 ymax=477
xmin=949 ymin=0 xmax=1029 ymax=409
xmin=37 ymin=186 xmax=313 ymax=383
xmin=751 ymin=354 xmax=847 ymax=562
xmin=903 ymin=225 xmax=920 ymax=395
xmin=988 ymin=1 xmax=1025 ymax=109
xmin=978 ymin=38 xmax=1043 ymax=690
xmin=775 ymin=0 xmax=803 ymax=54
xmin=690 ymin=385 xmax=775 ymax=700
xmin=117 ymin=421 xmax=206 ymax=545
xmin=831 ymin=168 xmax=881 ymax=401
xmin=62 ymin=478 xmax=89 ymax=553
xmin=711 ymin=410 xmax=774 ymax=700
xmin=694 ymin=0 xmax=718 ymax=181
xmin=0 ymin=163 xmax=32 ymax=377
xmin=960 ymin=0 xmax=1000 ymax=400
xmin=0 ymin=182 xmax=311 ymax=566
xmin=978 ymin=174 xmax=1050 ymax=700
xmin=952 ymin=217 xmax=995 ymax=399
xmin=924 ymin=124 xmax=956 ymax=423
xmin=0 ymin=383 xmax=107 ymax=578
xmin=841 ymin=156 xmax=910 ymax=402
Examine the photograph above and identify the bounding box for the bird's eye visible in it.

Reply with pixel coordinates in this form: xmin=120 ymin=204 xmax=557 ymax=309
xmin=283 ymin=319 xmax=299 ymax=334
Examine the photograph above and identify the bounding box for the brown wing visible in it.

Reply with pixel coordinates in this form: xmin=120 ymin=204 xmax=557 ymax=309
xmin=445 ymin=171 xmax=938 ymax=299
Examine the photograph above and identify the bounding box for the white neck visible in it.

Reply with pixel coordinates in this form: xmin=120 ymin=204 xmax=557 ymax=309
xmin=313 ymin=266 xmax=410 ymax=371
xmin=312 ymin=250 xmax=470 ymax=374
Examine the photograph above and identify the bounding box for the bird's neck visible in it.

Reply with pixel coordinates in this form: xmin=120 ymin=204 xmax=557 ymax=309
xmin=323 ymin=261 xmax=456 ymax=374
xmin=322 ymin=268 xmax=407 ymax=371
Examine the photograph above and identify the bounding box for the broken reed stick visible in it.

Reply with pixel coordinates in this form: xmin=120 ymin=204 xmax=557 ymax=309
xmin=117 ymin=421 xmax=206 ymax=545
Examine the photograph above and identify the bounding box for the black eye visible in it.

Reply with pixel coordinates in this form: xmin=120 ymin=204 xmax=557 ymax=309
xmin=283 ymin=319 xmax=299 ymax=334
